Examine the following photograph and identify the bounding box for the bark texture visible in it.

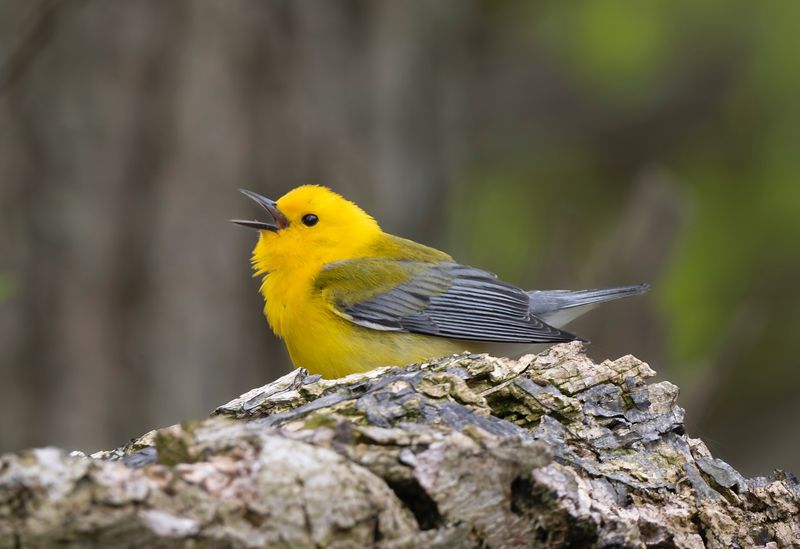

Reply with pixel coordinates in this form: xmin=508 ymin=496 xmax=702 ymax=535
xmin=1 ymin=343 xmax=798 ymax=548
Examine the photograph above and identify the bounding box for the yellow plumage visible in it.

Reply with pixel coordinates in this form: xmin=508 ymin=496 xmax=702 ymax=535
xmin=233 ymin=185 xmax=647 ymax=378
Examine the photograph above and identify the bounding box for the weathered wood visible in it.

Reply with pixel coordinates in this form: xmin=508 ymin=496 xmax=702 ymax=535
xmin=1 ymin=343 xmax=798 ymax=547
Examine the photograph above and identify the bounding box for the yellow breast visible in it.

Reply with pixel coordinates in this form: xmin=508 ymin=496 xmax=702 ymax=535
xmin=262 ymin=269 xmax=468 ymax=378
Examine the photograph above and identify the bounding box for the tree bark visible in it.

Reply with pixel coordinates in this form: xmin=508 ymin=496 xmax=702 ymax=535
xmin=1 ymin=343 xmax=798 ymax=548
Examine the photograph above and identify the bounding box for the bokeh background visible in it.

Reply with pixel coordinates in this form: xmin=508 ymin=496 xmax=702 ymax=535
xmin=1 ymin=1 xmax=799 ymax=476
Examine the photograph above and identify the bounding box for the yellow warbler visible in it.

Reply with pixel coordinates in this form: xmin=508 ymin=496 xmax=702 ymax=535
xmin=233 ymin=185 xmax=647 ymax=378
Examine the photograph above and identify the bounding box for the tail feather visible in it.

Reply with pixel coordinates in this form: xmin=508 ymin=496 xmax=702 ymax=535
xmin=528 ymin=283 xmax=649 ymax=328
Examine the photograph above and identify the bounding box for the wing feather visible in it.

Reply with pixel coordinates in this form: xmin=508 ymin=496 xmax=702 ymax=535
xmin=315 ymin=259 xmax=577 ymax=343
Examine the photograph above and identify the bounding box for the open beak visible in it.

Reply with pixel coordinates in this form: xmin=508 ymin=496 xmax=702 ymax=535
xmin=230 ymin=189 xmax=289 ymax=231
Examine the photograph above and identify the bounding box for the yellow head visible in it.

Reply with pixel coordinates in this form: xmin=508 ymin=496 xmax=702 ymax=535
xmin=233 ymin=185 xmax=382 ymax=276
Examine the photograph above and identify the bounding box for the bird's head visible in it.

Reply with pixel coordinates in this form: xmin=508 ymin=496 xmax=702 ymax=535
xmin=233 ymin=185 xmax=382 ymax=275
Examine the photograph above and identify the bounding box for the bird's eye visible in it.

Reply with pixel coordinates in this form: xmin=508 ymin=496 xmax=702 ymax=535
xmin=302 ymin=214 xmax=319 ymax=227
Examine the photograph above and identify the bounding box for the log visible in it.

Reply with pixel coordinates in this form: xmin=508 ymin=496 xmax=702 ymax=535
xmin=1 ymin=342 xmax=798 ymax=548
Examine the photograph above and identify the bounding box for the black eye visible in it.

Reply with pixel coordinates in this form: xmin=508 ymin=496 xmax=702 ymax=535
xmin=302 ymin=214 xmax=319 ymax=227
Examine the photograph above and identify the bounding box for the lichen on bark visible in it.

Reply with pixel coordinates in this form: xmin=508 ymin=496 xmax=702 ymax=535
xmin=1 ymin=342 xmax=798 ymax=547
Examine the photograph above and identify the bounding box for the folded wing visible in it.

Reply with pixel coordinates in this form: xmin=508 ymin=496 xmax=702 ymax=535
xmin=314 ymin=259 xmax=578 ymax=343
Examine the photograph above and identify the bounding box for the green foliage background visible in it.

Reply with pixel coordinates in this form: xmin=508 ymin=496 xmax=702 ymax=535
xmin=445 ymin=1 xmax=800 ymax=472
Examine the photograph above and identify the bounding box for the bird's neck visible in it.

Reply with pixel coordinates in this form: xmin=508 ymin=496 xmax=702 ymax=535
xmin=256 ymin=232 xmax=382 ymax=338
xmin=259 ymin=266 xmax=317 ymax=339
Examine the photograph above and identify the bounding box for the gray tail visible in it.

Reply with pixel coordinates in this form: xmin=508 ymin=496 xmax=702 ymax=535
xmin=528 ymin=283 xmax=649 ymax=329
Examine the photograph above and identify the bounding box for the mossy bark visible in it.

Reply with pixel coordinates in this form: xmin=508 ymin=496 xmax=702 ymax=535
xmin=1 ymin=343 xmax=798 ymax=547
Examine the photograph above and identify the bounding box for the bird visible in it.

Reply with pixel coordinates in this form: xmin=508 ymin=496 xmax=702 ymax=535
xmin=232 ymin=185 xmax=648 ymax=378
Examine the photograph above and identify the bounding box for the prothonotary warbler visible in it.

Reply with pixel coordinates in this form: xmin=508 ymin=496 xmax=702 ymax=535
xmin=232 ymin=185 xmax=648 ymax=378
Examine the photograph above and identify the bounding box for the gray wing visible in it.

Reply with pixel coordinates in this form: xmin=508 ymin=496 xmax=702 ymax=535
xmin=318 ymin=259 xmax=578 ymax=343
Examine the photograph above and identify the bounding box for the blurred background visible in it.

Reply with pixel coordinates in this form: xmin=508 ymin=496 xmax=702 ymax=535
xmin=1 ymin=0 xmax=798 ymax=476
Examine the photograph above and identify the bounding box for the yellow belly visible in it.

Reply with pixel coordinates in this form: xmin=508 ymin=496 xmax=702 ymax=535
xmin=263 ymin=269 xmax=471 ymax=378
xmin=284 ymin=317 xmax=470 ymax=378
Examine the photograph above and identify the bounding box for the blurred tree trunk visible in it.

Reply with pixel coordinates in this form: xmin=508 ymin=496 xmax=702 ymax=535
xmin=0 ymin=0 xmax=467 ymax=453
